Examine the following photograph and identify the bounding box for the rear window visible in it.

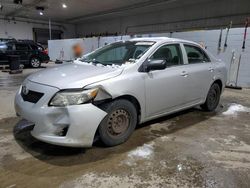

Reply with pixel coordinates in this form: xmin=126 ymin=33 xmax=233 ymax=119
xmin=30 ymin=44 xmax=38 ymax=50
xmin=30 ymin=44 xmax=44 ymax=51
xmin=37 ymin=44 xmax=44 ymax=51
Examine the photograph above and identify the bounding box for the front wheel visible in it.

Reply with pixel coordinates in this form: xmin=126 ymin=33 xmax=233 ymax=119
xmin=98 ymin=99 xmax=137 ymax=146
xmin=30 ymin=57 xmax=41 ymax=68
xmin=201 ymin=83 xmax=221 ymax=112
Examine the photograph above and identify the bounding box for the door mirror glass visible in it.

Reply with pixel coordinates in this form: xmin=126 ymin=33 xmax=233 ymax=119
xmin=145 ymin=59 xmax=167 ymax=72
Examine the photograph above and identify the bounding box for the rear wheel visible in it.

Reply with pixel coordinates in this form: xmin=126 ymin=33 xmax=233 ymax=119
xmin=30 ymin=57 xmax=41 ymax=68
xmin=201 ymin=83 xmax=221 ymax=111
xmin=98 ymin=99 xmax=137 ymax=146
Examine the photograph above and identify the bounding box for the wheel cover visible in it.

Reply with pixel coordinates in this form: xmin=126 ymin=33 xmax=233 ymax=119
xmin=107 ymin=109 xmax=130 ymax=137
xmin=31 ymin=58 xmax=40 ymax=67
xmin=208 ymin=88 xmax=218 ymax=108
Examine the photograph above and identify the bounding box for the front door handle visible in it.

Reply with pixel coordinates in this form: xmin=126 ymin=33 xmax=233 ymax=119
xmin=209 ymin=67 xmax=214 ymax=72
xmin=180 ymin=71 xmax=189 ymax=77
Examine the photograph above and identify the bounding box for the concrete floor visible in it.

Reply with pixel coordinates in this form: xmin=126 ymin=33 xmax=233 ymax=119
xmin=0 ymin=65 xmax=250 ymax=188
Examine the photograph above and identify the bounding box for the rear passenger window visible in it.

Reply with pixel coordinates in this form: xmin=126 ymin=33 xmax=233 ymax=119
xmin=150 ymin=44 xmax=183 ymax=67
xmin=184 ymin=45 xmax=210 ymax=64
xmin=16 ymin=44 xmax=29 ymax=51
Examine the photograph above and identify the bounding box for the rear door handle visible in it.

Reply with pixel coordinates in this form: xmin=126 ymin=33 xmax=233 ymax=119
xmin=209 ymin=67 xmax=214 ymax=72
xmin=180 ymin=71 xmax=189 ymax=77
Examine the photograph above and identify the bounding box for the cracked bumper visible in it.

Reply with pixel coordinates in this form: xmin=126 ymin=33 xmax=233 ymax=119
xmin=14 ymin=80 xmax=107 ymax=147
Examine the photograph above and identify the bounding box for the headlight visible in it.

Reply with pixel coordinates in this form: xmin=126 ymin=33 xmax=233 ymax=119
xmin=49 ymin=88 xmax=98 ymax=107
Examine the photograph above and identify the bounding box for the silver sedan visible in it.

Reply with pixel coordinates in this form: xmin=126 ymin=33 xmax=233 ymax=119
xmin=15 ymin=37 xmax=227 ymax=147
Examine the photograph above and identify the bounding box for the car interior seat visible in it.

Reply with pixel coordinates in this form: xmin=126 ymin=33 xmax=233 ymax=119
xmin=153 ymin=48 xmax=172 ymax=60
xmin=187 ymin=52 xmax=201 ymax=63
xmin=171 ymin=56 xmax=180 ymax=65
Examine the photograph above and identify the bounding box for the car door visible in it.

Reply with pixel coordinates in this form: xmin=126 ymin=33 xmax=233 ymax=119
xmin=181 ymin=44 xmax=214 ymax=103
xmin=15 ymin=43 xmax=30 ymax=64
xmin=144 ymin=43 xmax=191 ymax=118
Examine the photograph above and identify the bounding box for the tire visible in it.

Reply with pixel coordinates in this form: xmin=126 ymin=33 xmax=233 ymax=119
xmin=98 ymin=99 xmax=137 ymax=146
xmin=201 ymin=83 xmax=221 ymax=112
xmin=30 ymin=57 xmax=41 ymax=68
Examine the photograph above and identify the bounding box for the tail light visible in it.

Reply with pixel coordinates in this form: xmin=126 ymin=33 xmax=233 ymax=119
xmin=43 ymin=49 xmax=48 ymax=55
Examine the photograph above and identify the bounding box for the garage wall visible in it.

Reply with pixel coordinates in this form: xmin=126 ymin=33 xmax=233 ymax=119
xmin=0 ymin=17 xmax=76 ymax=40
xmin=76 ymin=0 xmax=250 ymax=36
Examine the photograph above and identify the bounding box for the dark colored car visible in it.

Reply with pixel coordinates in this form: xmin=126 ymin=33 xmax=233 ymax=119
xmin=0 ymin=39 xmax=49 ymax=68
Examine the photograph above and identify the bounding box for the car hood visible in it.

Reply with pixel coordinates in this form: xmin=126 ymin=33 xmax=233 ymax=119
xmin=27 ymin=62 xmax=124 ymax=89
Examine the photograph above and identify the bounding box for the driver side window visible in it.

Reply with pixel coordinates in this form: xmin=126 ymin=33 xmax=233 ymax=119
xmin=150 ymin=44 xmax=183 ymax=67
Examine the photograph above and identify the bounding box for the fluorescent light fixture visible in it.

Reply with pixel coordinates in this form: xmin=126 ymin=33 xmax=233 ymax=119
xmin=39 ymin=11 xmax=43 ymax=15
xmin=62 ymin=3 xmax=67 ymax=8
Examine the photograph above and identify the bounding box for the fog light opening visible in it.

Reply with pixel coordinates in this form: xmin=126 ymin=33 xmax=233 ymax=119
xmin=54 ymin=124 xmax=69 ymax=136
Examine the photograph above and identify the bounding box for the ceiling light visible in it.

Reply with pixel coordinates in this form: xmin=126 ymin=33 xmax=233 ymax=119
xmin=62 ymin=3 xmax=67 ymax=8
xmin=36 ymin=6 xmax=45 ymax=16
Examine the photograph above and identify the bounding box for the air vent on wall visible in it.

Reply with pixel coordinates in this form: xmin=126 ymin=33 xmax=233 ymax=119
xmin=13 ymin=0 xmax=22 ymax=4
xmin=36 ymin=6 xmax=45 ymax=11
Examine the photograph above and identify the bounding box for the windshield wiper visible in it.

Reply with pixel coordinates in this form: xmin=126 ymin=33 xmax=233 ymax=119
xmin=80 ymin=59 xmax=103 ymax=65
xmin=80 ymin=59 xmax=123 ymax=67
xmin=128 ymin=58 xmax=136 ymax=62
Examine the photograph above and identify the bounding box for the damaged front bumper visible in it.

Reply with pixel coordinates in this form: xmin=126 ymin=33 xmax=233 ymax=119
xmin=15 ymin=80 xmax=107 ymax=147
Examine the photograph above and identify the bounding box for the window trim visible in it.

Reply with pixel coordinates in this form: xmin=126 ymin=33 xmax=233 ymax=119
xmin=183 ymin=43 xmax=211 ymax=64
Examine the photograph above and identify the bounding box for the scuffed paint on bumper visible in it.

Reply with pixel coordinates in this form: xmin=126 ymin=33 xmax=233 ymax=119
xmin=14 ymin=80 xmax=107 ymax=147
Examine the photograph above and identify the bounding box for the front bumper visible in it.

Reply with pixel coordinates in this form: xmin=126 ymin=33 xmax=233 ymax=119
xmin=15 ymin=80 xmax=107 ymax=147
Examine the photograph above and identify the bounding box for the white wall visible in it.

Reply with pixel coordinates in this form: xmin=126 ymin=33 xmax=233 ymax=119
xmin=0 ymin=17 xmax=76 ymax=40
xmin=48 ymin=38 xmax=91 ymax=61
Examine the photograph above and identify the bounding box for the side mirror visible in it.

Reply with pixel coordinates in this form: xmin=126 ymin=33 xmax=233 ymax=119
xmin=145 ymin=59 xmax=167 ymax=72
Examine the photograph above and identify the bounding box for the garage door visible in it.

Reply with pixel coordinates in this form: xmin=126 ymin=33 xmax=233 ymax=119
xmin=33 ymin=28 xmax=62 ymax=47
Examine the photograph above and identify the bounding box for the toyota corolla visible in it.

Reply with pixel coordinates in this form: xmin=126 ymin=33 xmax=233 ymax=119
xmin=15 ymin=37 xmax=227 ymax=147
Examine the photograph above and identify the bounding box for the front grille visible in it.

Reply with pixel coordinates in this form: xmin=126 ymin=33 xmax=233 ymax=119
xmin=21 ymin=88 xmax=44 ymax=103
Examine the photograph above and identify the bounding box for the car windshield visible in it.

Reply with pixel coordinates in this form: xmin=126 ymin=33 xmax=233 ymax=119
xmin=80 ymin=41 xmax=155 ymax=66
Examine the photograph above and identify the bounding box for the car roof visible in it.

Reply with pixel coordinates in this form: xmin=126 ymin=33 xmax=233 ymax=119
xmin=129 ymin=37 xmax=198 ymax=45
